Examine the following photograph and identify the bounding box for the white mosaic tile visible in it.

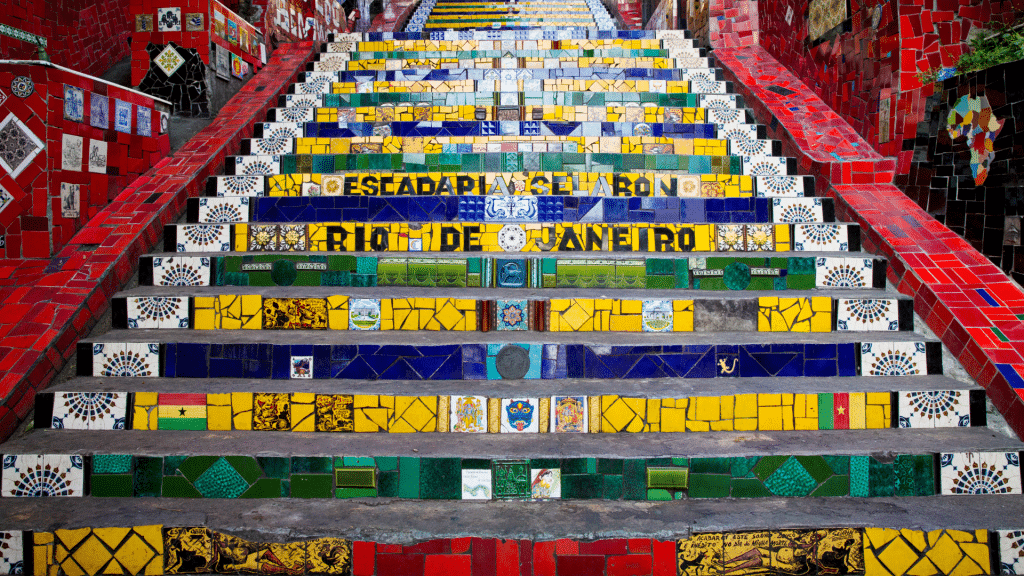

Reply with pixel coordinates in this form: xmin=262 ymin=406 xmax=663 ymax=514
xmin=91 ymin=343 xmax=159 ymax=378
xmin=897 ymin=390 xmax=970 ymax=428
xmin=794 ymin=224 xmax=849 ymax=251
xmin=260 ymin=122 xmax=303 ymax=140
xmin=550 ymin=396 xmax=587 ymax=433
xmin=197 ymin=197 xmax=249 ymax=223
xmin=61 ymin=133 xmax=83 ymax=171
xmin=234 ymin=155 xmax=280 ymax=176
xmin=216 ymin=175 xmax=265 ymax=197
xmin=500 ymin=398 xmax=539 ymax=433
xmin=530 ymin=468 xmax=560 ymax=499
xmin=485 ymin=196 xmax=537 ymax=221
xmin=251 ymin=137 xmax=293 ymax=155
xmin=176 ymin=224 xmax=231 ymax=252
xmin=274 ymin=106 xmax=315 ymax=122
xmin=815 ymin=257 xmax=873 ymax=288
xmin=127 ymin=296 xmax=189 ymax=328
xmin=743 ymin=156 xmax=788 ymax=176
xmin=860 ymin=341 xmax=927 ymax=377
xmin=773 ymin=198 xmax=824 ymax=223
xmin=939 ymin=451 xmax=1021 ymax=495
xmin=152 ymin=256 xmax=212 ymax=286
xmin=755 ymin=175 xmax=807 ymax=198
xmin=0 ymin=531 xmax=24 ymax=574
xmin=998 ymin=530 xmax=1024 ymax=575
xmin=461 ymin=469 xmax=492 ymax=500
xmin=450 ymin=395 xmax=487 ymax=433
xmin=1 ymin=454 xmax=85 ymax=497
xmin=51 ymin=392 xmax=128 ymax=430
xmin=87 ymin=139 xmax=107 ymax=173
xmin=835 ymin=298 xmax=900 ymax=331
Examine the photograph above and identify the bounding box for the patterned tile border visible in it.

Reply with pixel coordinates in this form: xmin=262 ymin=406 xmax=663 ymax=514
xmin=0 ymin=43 xmax=317 ymax=441
xmin=0 ymin=526 xmax=1012 ymax=575
xmin=702 ymin=18 xmax=1024 ymax=440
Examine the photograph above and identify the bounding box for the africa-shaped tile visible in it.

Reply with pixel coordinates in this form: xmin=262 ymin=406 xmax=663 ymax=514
xmin=501 ymin=398 xmax=539 ymax=433
xmin=1 ymin=454 xmax=84 ymax=497
xmin=461 ymin=469 xmax=491 ymax=500
xmin=861 ymin=342 xmax=927 ymax=377
xmin=152 ymin=257 xmax=211 ymax=286
xmin=898 ymin=391 xmax=970 ymax=428
xmin=551 ymin=396 xmax=588 ymax=433
xmin=51 ymin=392 xmax=128 ymax=430
xmin=450 ymin=395 xmax=487 ymax=433
xmin=939 ymin=452 xmax=1022 ymax=495
xmin=835 ymin=298 xmax=900 ymax=331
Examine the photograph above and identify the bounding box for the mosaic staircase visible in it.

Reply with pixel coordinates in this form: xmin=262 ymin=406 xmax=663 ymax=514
xmin=3 ymin=2 xmax=1024 ymax=575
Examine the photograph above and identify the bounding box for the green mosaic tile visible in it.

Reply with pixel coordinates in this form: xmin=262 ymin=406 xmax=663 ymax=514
xmin=291 ymin=474 xmax=333 ymax=498
xmin=224 ymin=456 xmax=263 ymax=484
xmin=598 ymin=458 xmax=623 ymax=475
xmin=134 ymin=456 xmax=163 ymax=497
xmin=868 ymin=457 xmax=895 ymax=497
xmin=256 ymin=457 xmax=290 ymax=479
xmin=560 ymin=458 xmax=589 ymax=475
xmin=751 ymin=455 xmax=789 ymax=481
xmin=162 ymin=476 xmax=203 ymax=498
xmin=530 ymin=458 xmax=559 ymax=470
xmin=730 ymin=457 xmax=759 ymax=478
xmin=420 ymin=458 xmax=461 ymax=500
xmin=730 ymin=478 xmax=772 ymax=498
xmin=562 ymin=475 xmax=603 ymax=499
xmin=398 ymin=456 xmax=420 ymax=498
xmin=241 ymin=478 xmax=283 ymax=498
xmin=690 ymin=457 xmax=733 ymax=475
xmin=818 ymin=394 xmax=834 ymax=430
xmin=378 ymin=470 xmax=400 ymax=497
xmin=602 ymin=475 xmax=623 ymax=500
xmin=292 ymin=456 xmax=333 ymax=474
xmin=343 ymin=457 xmax=375 ymax=467
xmin=335 ymin=467 xmax=376 ymax=488
xmin=689 ymin=473 xmax=731 ymax=498
xmin=163 ymin=455 xmax=188 ymax=477
xmin=647 ymin=468 xmax=689 ymax=489
xmin=647 ymin=489 xmax=673 ymax=501
xmin=892 ymin=454 xmax=936 ymax=496
xmin=794 ymin=456 xmax=834 ymax=484
xmin=623 ymin=459 xmax=647 ymax=501
xmin=493 ymin=460 xmax=531 ymax=500
xmin=90 ymin=475 xmax=133 ymax=497
xmin=850 ymin=456 xmax=870 ymax=497
xmin=92 ymin=454 xmax=132 ymax=475
xmin=763 ymin=457 xmax=818 ymax=496
xmin=809 ymin=475 xmax=850 ymax=497
xmin=336 ymin=487 xmax=378 ymax=498
xmin=823 ymin=455 xmax=849 ymax=475
xmin=176 ymin=456 xmax=218 ymax=482
xmin=192 ymin=457 xmax=251 ymax=499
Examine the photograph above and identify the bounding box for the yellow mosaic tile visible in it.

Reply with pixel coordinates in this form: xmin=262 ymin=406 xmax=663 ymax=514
xmin=132 ymin=392 xmax=158 ymax=431
xmin=52 ymin=526 xmax=163 ymax=576
xmin=193 ymin=295 xmax=262 ymax=330
xmin=757 ymin=296 xmax=832 ymax=332
xmin=291 ymin=392 xmax=316 ymax=432
xmin=206 ymin=393 xmax=232 ymax=431
xmin=864 ymin=528 xmax=990 ymax=576
xmin=354 ymin=395 xmax=392 ymax=432
xmin=231 ymin=392 xmax=254 ymax=431
xmin=389 ymin=396 xmax=439 ymax=433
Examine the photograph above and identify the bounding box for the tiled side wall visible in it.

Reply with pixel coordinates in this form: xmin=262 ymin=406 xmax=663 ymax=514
xmin=0 ymin=0 xmax=132 ymax=78
xmin=0 ymin=42 xmax=315 ymax=441
xmin=0 ymin=64 xmax=170 ymax=259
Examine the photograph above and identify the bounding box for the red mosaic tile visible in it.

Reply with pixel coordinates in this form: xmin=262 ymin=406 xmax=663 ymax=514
xmin=377 ymin=553 xmax=425 ymax=576
xmin=607 ymin=555 xmax=653 ymax=576
xmin=556 ymin=555 xmax=605 ymax=576
xmin=533 ymin=542 xmax=556 ymax=576
xmin=425 ymin=554 xmax=471 ymax=576
xmin=353 ymin=541 xmax=376 ymax=576
xmin=497 ymin=539 xmax=520 ymax=576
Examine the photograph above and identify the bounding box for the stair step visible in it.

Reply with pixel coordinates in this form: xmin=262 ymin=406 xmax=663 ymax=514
xmin=109 ymin=293 xmax=911 ymax=333
xmin=285 ymin=78 xmax=731 ymax=95
xmin=187 ymin=196 xmax=821 ymax=225
xmin=280 ymin=91 xmax=743 ymax=109
xmin=137 ymin=254 xmax=889 ymax=290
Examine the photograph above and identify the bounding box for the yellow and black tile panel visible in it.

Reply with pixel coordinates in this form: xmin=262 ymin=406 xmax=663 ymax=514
xmin=270 ymin=136 xmax=730 ymax=156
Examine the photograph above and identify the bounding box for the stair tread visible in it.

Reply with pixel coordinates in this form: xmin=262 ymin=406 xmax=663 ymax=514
xmin=4 ymin=427 xmax=1020 ymax=456
xmin=1 ymin=495 xmax=1022 ymax=539
xmin=49 ymin=373 xmax=974 ymax=395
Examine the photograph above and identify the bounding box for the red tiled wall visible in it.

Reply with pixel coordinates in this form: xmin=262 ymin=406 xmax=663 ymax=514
xmin=0 ymin=0 xmax=132 ymax=78
xmin=0 ymin=42 xmax=315 ymax=442
xmin=0 ymin=64 xmax=170 ymax=259
xmin=259 ymin=0 xmax=348 ymax=44
xmin=352 ymin=538 xmax=677 ymax=576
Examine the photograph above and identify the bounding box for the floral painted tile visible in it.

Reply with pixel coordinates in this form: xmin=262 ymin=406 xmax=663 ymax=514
xmin=51 ymin=392 xmax=128 ymax=430
xmin=90 ymin=94 xmax=108 ymax=128
xmin=939 ymin=452 xmax=1021 ymax=495
xmin=0 ymin=531 xmax=23 ymax=574
xmin=860 ymin=341 xmax=928 ymax=377
xmin=496 ymin=300 xmax=528 ymax=331
xmin=998 ymin=530 xmax=1024 ymax=575
xmin=835 ymin=298 xmax=900 ymax=331
xmin=551 ymin=396 xmax=588 ymax=433
xmin=114 ymin=99 xmax=132 ymax=133
xmin=1 ymin=454 xmax=85 ymax=496
xmin=216 ymin=175 xmax=264 ymax=196
xmin=755 ymin=175 xmax=807 ymax=198
xmin=744 ymin=156 xmax=788 ymax=176
xmin=152 ymin=256 xmax=211 ymax=286
xmin=177 ymin=224 xmax=231 ymax=252
xmin=63 ymin=84 xmax=84 ymax=122
xmin=794 ymin=224 xmax=848 ymax=251
xmin=450 ymin=395 xmax=487 ymax=433
xmin=127 ymin=296 xmax=189 ymax=328
xmin=897 ymin=390 xmax=970 ymax=428
xmin=501 ymin=398 xmax=539 ymax=433
xmin=155 ymin=44 xmax=186 ymax=78
xmin=92 ymin=343 xmax=160 ymax=378
xmin=815 ymin=257 xmax=873 ymax=288
xmin=461 ymin=469 xmax=491 ymax=500
xmin=0 ymin=113 xmax=45 ymax=177
xmin=197 ymin=197 xmax=249 ymax=223
xmin=773 ymin=198 xmax=824 ymax=223
xmin=234 ymin=155 xmax=280 ymax=176
xmin=531 ymin=468 xmax=560 ymax=499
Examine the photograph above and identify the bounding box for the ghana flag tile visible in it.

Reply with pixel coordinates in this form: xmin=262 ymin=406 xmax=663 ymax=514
xmin=157 ymin=393 xmax=208 ymax=430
